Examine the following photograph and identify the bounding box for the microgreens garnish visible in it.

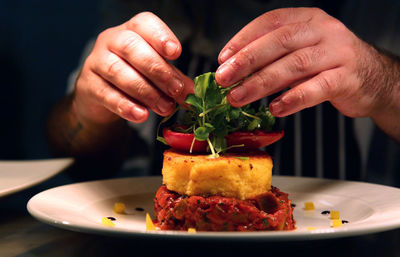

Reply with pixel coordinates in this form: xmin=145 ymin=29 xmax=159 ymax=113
xmin=157 ymin=72 xmax=276 ymax=158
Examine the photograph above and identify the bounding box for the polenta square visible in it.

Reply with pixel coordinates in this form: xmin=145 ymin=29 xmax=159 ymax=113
xmin=162 ymin=149 xmax=272 ymax=200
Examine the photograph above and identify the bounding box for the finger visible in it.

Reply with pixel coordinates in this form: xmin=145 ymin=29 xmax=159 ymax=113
xmin=171 ymin=65 xmax=195 ymax=104
xmin=85 ymin=71 xmax=150 ymax=123
xmin=216 ymin=21 xmax=319 ymax=86
xmin=269 ymin=68 xmax=343 ymax=117
xmin=107 ymin=30 xmax=186 ymax=100
xmin=91 ymin=51 xmax=176 ymax=116
xmin=218 ymin=7 xmax=319 ymax=64
xmin=124 ymin=12 xmax=181 ymax=60
xmin=226 ymin=45 xmax=340 ymax=107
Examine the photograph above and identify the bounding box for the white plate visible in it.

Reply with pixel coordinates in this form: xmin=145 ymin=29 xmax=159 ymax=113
xmin=0 ymin=158 xmax=73 ymax=197
xmin=27 ymin=176 xmax=400 ymax=241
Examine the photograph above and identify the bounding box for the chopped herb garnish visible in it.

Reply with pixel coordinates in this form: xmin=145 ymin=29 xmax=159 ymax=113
xmin=202 ymin=212 xmax=210 ymax=223
xmin=263 ymin=218 xmax=269 ymax=227
xmin=235 ymin=156 xmax=250 ymax=160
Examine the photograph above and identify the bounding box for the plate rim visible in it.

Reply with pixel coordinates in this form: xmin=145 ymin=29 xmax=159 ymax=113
xmin=27 ymin=175 xmax=400 ymax=241
xmin=0 ymin=158 xmax=74 ymax=198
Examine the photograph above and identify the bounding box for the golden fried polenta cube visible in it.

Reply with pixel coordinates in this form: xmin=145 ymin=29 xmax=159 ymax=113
xmin=162 ymin=149 xmax=272 ymax=200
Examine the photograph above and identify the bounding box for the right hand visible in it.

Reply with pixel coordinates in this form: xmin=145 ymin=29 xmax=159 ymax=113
xmin=73 ymin=12 xmax=194 ymax=125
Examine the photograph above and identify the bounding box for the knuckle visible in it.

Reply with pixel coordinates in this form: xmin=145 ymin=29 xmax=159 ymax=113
xmin=310 ymin=7 xmax=325 ymax=15
xmin=135 ymin=81 xmax=157 ymax=103
xmin=254 ymin=70 xmax=278 ymax=91
xmin=129 ymin=11 xmax=155 ymax=27
xmin=275 ymin=28 xmax=295 ymax=50
xmin=103 ymin=91 xmax=116 ymax=107
xmin=97 ymin=28 xmax=113 ymax=41
xmin=96 ymin=86 xmax=111 ymax=105
xmin=316 ymin=74 xmax=335 ymax=97
xmin=106 ymin=59 xmax=123 ymax=78
xmin=261 ymin=11 xmax=282 ymax=30
xmin=254 ymin=72 xmax=268 ymax=90
xmin=240 ymin=47 xmax=257 ymax=66
xmin=132 ymin=11 xmax=155 ymax=22
xmin=295 ymin=87 xmax=307 ymax=106
xmin=230 ymin=47 xmax=256 ymax=70
xmin=290 ymin=51 xmax=312 ymax=73
xmin=325 ymin=17 xmax=346 ymax=33
xmin=148 ymin=62 xmax=171 ymax=82
xmin=118 ymin=32 xmax=140 ymax=56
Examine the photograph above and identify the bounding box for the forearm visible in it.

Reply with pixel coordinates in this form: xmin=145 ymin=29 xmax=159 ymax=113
xmin=369 ymin=49 xmax=400 ymax=142
xmin=46 ymin=93 xmax=132 ymax=173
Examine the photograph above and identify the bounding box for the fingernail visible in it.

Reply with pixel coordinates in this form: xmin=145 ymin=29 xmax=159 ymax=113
xmin=132 ymin=105 xmax=147 ymax=121
xmin=165 ymin=41 xmax=178 ymax=57
xmin=219 ymin=48 xmax=233 ymax=63
xmin=270 ymin=100 xmax=283 ymax=115
xmin=229 ymin=85 xmax=247 ymax=103
xmin=157 ymin=97 xmax=175 ymax=114
xmin=168 ymin=77 xmax=184 ymax=97
xmin=216 ymin=64 xmax=233 ymax=85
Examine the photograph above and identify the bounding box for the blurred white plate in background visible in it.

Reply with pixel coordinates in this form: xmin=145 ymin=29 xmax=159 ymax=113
xmin=0 ymin=158 xmax=73 ymax=197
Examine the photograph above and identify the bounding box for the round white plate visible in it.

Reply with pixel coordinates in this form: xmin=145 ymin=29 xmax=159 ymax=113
xmin=0 ymin=158 xmax=73 ymax=198
xmin=27 ymin=176 xmax=400 ymax=241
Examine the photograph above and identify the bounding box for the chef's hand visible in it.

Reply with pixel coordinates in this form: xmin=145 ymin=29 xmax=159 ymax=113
xmin=215 ymin=7 xmax=394 ymax=119
xmin=74 ymin=12 xmax=193 ymax=125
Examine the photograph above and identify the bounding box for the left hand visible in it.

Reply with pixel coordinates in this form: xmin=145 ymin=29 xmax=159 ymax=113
xmin=215 ymin=7 xmax=386 ymax=118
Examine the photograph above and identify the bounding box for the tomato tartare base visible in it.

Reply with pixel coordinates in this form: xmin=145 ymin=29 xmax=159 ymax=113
xmin=154 ymin=185 xmax=295 ymax=231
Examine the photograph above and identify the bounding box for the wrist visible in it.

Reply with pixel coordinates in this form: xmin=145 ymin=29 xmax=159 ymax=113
xmin=71 ymin=92 xmax=121 ymax=128
xmin=371 ymin=50 xmax=400 ymax=115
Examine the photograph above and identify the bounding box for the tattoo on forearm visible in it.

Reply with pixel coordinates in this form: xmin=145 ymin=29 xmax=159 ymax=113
xmin=67 ymin=121 xmax=83 ymax=141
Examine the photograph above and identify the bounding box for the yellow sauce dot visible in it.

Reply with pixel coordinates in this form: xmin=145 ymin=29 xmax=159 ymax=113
xmin=304 ymin=201 xmax=315 ymax=211
xmin=146 ymin=213 xmax=156 ymax=231
xmin=113 ymin=202 xmax=126 ymax=214
xmin=188 ymin=228 xmax=197 ymax=233
xmin=330 ymin=210 xmax=340 ymax=220
xmin=101 ymin=217 xmax=115 ymax=227
xmin=331 ymin=219 xmax=343 ymax=228
xmin=307 ymin=227 xmax=317 ymax=231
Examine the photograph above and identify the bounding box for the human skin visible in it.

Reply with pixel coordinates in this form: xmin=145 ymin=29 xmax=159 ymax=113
xmin=47 ymin=7 xmax=400 ymax=164
xmin=74 ymin=12 xmax=194 ymax=125
xmin=215 ymin=7 xmax=400 ymax=142
xmin=47 ymin=12 xmax=194 ymax=161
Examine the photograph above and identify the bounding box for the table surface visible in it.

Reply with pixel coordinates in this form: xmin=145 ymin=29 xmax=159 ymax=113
xmin=1 ymin=172 xmax=400 ymax=257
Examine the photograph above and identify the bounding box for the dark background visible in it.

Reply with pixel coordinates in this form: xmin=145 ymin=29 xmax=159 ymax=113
xmin=0 ymin=0 xmax=100 ymax=160
xmin=0 ymin=2 xmax=400 ymax=256
xmin=1 ymin=0 xmax=399 ymax=186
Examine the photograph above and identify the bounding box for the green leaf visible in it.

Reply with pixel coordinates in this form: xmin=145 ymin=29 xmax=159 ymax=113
xmin=259 ymin=107 xmax=276 ymax=131
xmin=194 ymin=126 xmax=210 ymax=141
xmin=156 ymin=136 xmax=168 ymax=145
xmin=203 ymin=123 xmax=214 ymax=130
xmin=229 ymin=108 xmax=241 ymax=120
xmin=163 ymin=72 xmax=278 ymax=157
xmin=194 ymin=72 xmax=212 ymax=99
xmin=235 ymin=156 xmax=250 ymax=160
xmin=185 ymin=94 xmax=203 ymax=111
xmin=247 ymin=118 xmax=260 ymax=130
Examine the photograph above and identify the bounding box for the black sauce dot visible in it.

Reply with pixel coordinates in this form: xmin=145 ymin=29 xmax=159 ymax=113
xmin=135 ymin=207 xmax=145 ymax=212
xmin=321 ymin=210 xmax=330 ymax=215
xmin=291 ymin=203 xmax=296 ymax=208
xmin=107 ymin=217 xmax=116 ymax=221
xmin=342 ymin=220 xmax=349 ymax=224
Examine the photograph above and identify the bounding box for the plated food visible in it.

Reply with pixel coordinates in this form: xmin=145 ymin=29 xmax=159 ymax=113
xmin=153 ymin=72 xmax=295 ymax=231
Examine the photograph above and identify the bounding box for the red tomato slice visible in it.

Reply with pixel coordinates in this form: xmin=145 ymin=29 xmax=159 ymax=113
xmin=225 ymin=130 xmax=284 ymax=149
xmin=163 ymin=127 xmax=208 ymax=152
xmin=163 ymin=127 xmax=284 ymax=152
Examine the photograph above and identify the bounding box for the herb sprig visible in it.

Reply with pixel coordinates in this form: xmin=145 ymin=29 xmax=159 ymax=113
xmin=157 ymin=72 xmax=276 ymax=158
